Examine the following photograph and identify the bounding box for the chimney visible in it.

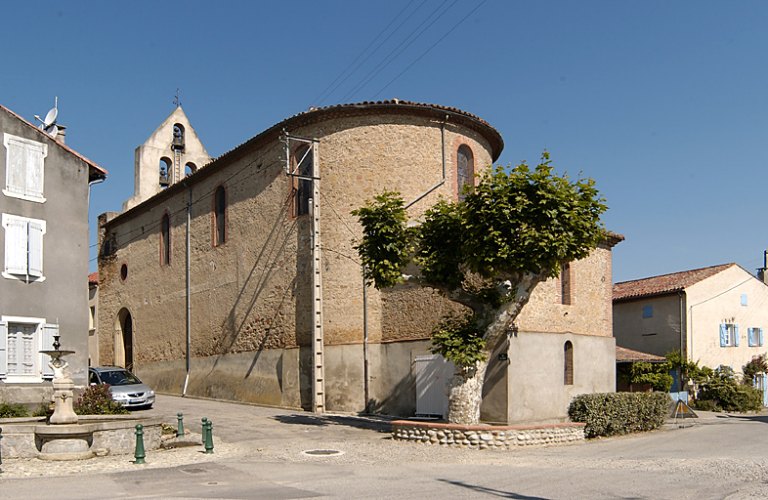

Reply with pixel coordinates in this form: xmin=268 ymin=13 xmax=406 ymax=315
xmin=54 ymin=124 xmax=66 ymax=144
xmin=759 ymin=250 xmax=768 ymax=284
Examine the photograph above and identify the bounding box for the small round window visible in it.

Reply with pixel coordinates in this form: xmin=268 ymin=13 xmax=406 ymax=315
xmin=120 ymin=263 xmax=128 ymax=281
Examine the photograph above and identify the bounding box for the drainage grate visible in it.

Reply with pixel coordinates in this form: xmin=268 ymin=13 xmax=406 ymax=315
xmin=302 ymin=449 xmax=344 ymax=456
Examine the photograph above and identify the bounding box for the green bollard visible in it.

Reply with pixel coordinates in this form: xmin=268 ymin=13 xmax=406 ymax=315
xmin=201 ymin=417 xmax=208 ymax=445
xmin=177 ymin=413 xmax=185 ymax=437
xmin=204 ymin=420 xmax=214 ymax=454
xmin=134 ymin=424 xmax=146 ymax=464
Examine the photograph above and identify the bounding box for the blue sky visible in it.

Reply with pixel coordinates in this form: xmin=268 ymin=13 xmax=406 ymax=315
xmin=2 ymin=0 xmax=767 ymax=283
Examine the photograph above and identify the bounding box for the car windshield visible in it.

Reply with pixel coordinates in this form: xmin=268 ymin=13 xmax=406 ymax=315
xmin=99 ymin=370 xmax=142 ymax=386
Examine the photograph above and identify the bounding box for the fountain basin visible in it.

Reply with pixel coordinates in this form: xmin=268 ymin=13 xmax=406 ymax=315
xmin=1 ymin=415 xmax=163 ymax=460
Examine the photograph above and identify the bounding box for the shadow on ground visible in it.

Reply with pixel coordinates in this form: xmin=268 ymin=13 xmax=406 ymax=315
xmin=436 ymin=479 xmax=550 ymax=499
xmin=272 ymin=413 xmax=393 ymax=433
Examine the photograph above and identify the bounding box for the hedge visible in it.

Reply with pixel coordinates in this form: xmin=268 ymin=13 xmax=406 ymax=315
xmin=568 ymin=392 xmax=671 ymax=438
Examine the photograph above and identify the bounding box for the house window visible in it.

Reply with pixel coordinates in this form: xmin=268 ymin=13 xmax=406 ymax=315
xmin=3 ymin=133 xmax=47 ymax=202
xmin=564 ymin=341 xmax=574 ymax=385
xmin=293 ymin=146 xmax=312 ymax=216
xmin=560 ymin=263 xmax=572 ymax=305
xmin=720 ymin=323 xmax=739 ymax=347
xmin=160 ymin=213 xmax=171 ymax=265
xmin=741 ymin=294 xmax=748 ymax=306
xmin=642 ymin=305 xmax=653 ymax=318
xmin=2 ymin=213 xmax=46 ymax=282
xmin=748 ymin=327 xmax=764 ymax=347
xmin=213 ymin=185 xmax=226 ymax=246
xmin=457 ymin=145 xmax=474 ymax=201
xmin=0 ymin=318 xmax=57 ymax=381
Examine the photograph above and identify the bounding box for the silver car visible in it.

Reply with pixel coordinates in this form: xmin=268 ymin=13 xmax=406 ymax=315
xmin=88 ymin=367 xmax=155 ymax=409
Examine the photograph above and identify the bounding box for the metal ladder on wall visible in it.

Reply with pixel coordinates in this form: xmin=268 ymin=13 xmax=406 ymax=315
xmin=173 ymin=148 xmax=182 ymax=184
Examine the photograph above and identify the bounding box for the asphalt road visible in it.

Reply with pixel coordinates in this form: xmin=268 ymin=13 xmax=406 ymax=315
xmin=2 ymin=395 xmax=768 ymax=499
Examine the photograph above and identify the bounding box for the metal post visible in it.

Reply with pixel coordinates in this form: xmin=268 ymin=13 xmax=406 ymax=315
xmin=0 ymin=427 xmax=3 ymax=469
xmin=177 ymin=413 xmax=184 ymax=436
xmin=363 ymin=269 xmax=369 ymax=413
xmin=201 ymin=417 xmax=208 ymax=444
xmin=134 ymin=424 xmax=146 ymax=464
xmin=183 ymin=185 xmax=192 ymax=396
xmin=204 ymin=420 xmax=214 ymax=454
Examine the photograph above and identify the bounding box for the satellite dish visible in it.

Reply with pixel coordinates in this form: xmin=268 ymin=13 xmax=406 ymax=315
xmin=34 ymin=97 xmax=59 ymax=137
xmin=43 ymin=106 xmax=58 ymax=128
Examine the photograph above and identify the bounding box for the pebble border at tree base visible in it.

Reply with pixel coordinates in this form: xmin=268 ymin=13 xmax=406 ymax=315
xmin=392 ymin=420 xmax=585 ymax=449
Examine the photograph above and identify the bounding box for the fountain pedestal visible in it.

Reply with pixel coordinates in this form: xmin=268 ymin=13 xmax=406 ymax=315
xmin=49 ymin=376 xmax=78 ymax=424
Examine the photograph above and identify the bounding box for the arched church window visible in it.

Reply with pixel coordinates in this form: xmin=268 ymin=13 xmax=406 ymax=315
xmin=160 ymin=213 xmax=171 ymax=265
xmin=457 ymin=145 xmax=474 ymax=201
xmin=214 ymin=186 xmax=226 ymax=246
xmin=172 ymin=123 xmax=185 ymax=150
xmin=564 ymin=341 xmax=574 ymax=385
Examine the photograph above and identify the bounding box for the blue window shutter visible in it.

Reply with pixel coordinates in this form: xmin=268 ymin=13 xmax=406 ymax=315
xmin=748 ymin=328 xmax=756 ymax=347
xmin=41 ymin=323 xmax=58 ymax=379
xmin=760 ymin=328 xmax=765 ymax=347
xmin=734 ymin=325 xmax=740 ymax=347
xmin=720 ymin=324 xmax=727 ymax=347
xmin=0 ymin=321 xmax=7 ymax=378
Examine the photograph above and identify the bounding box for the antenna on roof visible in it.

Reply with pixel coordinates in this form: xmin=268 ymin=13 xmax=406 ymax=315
xmin=34 ymin=96 xmax=59 ymax=138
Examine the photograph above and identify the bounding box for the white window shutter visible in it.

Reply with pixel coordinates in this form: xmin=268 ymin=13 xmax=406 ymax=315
xmin=760 ymin=328 xmax=765 ymax=347
xmin=6 ymin=139 xmax=26 ymax=195
xmin=748 ymin=328 xmax=755 ymax=347
xmin=27 ymin=221 xmax=44 ymax=277
xmin=25 ymin=143 xmax=44 ymax=198
xmin=5 ymin=217 xmax=28 ymax=275
xmin=734 ymin=325 xmax=740 ymax=347
xmin=720 ymin=324 xmax=727 ymax=347
xmin=0 ymin=321 xmax=7 ymax=378
xmin=41 ymin=323 xmax=58 ymax=379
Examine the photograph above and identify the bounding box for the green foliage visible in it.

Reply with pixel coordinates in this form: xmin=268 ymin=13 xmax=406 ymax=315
xmin=461 ymin=156 xmax=606 ymax=279
xmin=0 ymin=402 xmax=29 ymax=418
xmin=33 ymin=400 xmax=54 ymax=418
xmin=666 ymin=350 xmax=709 ymax=386
xmin=696 ymin=365 xmax=763 ymax=412
xmin=742 ymin=354 xmax=768 ymax=385
xmin=351 ymin=191 xmax=413 ymax=289
xmin=352 ymin=154 xmax=608 ymax=290
xmin=630 ymin=361 xmax=673 ymax=392
xmin=568 ymin=392 xmax=670 ymax=438
xmin=430 ymin=314 xmax=487 ymax=367
xmin=74 ymin=384 xmax=129 ymax=415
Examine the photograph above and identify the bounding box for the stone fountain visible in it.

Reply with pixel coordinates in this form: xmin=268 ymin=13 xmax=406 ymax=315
xmin=36 ymin=336 xmax=94 ymax=460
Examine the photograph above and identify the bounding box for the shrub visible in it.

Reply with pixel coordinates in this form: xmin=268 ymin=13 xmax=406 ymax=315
xmin=692 ymin=399 xmax=720 ymax=412
xmin=568 ymin=392 xmax=670 ymax=438
xmin=0 ymin=402 xmax=29 ymax=418
xmin=74 ymin=384 xmax=129 ymax=415
xmin=696 ymin=365 xmax=763 ymax=412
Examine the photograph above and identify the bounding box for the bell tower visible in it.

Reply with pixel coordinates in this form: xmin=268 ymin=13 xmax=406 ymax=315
xmin=123 ymin=104 xmax=211 ymax=211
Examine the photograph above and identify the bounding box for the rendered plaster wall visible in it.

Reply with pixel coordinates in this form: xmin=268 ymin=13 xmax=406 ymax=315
xmin=504 ymin=331 xmax=616 ymax=424
xmin=0 ymin=110 xmax=91 ymax=401
xmin=685 ymin=265 xmax=768 ymax=374
xmin=613 ymin=293 xmax=683 ymax=357
xmin=98 ymin=108 xmax=493 ymax=413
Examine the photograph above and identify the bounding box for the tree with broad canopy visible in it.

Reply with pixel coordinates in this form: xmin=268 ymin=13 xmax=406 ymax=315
xmin=352 ymin=152 xmax=608 ymax=425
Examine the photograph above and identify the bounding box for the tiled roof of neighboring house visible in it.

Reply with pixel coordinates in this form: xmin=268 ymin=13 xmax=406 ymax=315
xmin=613 ymin=263 xmax=735 ymax=302
xmin=615 ymin=346 xmax=666 ymax=363
xmin=88 ymin=272 xmax=99 ymax=286
xmin=0 ymin=104 xmax=108 ymax=180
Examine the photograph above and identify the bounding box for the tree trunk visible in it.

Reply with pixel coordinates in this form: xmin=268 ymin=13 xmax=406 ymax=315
xmin=446 ymin=359 xmax=489 ymax=424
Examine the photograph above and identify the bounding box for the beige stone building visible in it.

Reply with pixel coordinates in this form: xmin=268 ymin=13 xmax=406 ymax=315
xmin=614 ymin=263 xmax=768 ymax=394
xmin=97 ymin=100 xmax=619 ymax=423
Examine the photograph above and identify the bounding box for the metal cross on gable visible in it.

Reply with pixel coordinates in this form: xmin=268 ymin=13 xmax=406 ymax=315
xmin=173 ymin=88 xmax=181 ymax=108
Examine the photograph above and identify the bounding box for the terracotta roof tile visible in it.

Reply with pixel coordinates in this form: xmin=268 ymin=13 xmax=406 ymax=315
xmin=0 ymin=104 xmax=108 ymax=179
xmin=88 ymin=271 xmax=98 ymax=285
xmin=613 ymin=263 xmax=735 ymax=302
xmin=615 ymin=346 xmax=666 ymax=363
